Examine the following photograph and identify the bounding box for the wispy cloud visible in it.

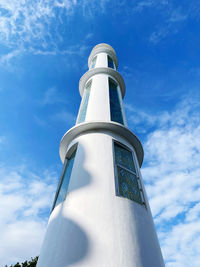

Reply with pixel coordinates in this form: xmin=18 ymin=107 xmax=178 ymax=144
xmin=0 ymin=164 xmax=58 ymax=266
xmin=33 ymin=115 xmax=46 ymax=127
xmin=133 ymin=0 xmax=157 ymax=12
xmin=148 ymin=3 xmax=191 ymax=44
xmin=125 ymin=93 xmax=200 ymax=132
xmin=169 ymin=9 xmax=188 ymax=23
xmin=0 ymin=49 xmax=22 ymax=66
xmin=0 ymin=0 xmax=91 ymax=64
xmin=127 ymin=94 xmax=200 ymax=266
xmin=41 ymin=87 xmax=67 ymax=105
xmin=0 ymin=0 xmax=196 ymax=58
xmin=0 ymin=0 xmax=108 ymax=52
xmin=149 ymin=27 xmax=172 ymax=45
xmin=29 ymin=43 xmax=90 ymax=57
xmin=0 ymin=136 xmax=5 ymax=144
xmin=54 ymin=0 xmax=77 ymax=10
xmin=124 ymin=103 xmax=171 ymax=133
xmin=0 ymin=0 xmax=55 ymax=47
xmin=51 ymin=109 xmax=76 ymax=125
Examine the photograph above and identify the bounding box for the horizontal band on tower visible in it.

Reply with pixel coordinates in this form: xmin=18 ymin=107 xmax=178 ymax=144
xmin=88 ymin=43 xmax=118 ymax=69
xmin=59 ymin=121 xmax=144 ymax=167
xmin=79 ymin=67 xmax=126 ymax=98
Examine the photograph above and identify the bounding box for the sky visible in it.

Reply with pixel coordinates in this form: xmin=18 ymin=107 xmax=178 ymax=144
xmin=0 ymin=0 xmax=200 ymax=266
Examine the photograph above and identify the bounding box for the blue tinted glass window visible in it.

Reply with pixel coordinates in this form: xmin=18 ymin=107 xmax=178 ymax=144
xmin=115 ymin=143 xmax=136 ymax=173
xmin=108 ymin=55 xmax=115 ymax=69
xmin=91 ymin=56 xmax=97 ymax=68
xmin=77 ymin=81 xmax=91 ymax=123
xmin=109 ymin=80 xmax=124 ymax=125
xmin=117 ymin=166 xmax=142 ymax=204
xmin=114 ymin=143 xmax=143 ymax=205
xmin=54 ymin=149 xmax=76 ymax=208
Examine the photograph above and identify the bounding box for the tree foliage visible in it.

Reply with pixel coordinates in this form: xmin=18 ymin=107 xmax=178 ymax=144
xmin=5 ymin=256 xmax=38 ymax=267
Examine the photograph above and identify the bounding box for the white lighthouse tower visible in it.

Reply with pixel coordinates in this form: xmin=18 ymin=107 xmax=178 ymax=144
xmin=37 ymin=44 xmax=165 ymax=267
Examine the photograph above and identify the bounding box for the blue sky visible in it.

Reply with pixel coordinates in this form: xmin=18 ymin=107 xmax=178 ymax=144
xmin=0 ymin=1 xmax=200 ymax=266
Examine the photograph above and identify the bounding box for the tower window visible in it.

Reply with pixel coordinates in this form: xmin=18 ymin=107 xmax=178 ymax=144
xmin=77 ymin=80 xmax=92 ymax=123
xmin=114 ymin=142 xmax=144 ymax=205
xmin=109 ymin=79 xmax=124 ymax=125
xmin=91 ymin=56 xmax=97 ymax=69
xmin=108 ymin=55 xmax=115 ymax=69
xmin=52 ymin=147 xmax=77 ymax=210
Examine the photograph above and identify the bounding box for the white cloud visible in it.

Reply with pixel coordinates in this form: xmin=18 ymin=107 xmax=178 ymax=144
xmin=0 ymin=165 xmax=58 ymax=266
xmin=0 ymin=49 xmax=22 ymax=65
xmin=185 ymin=203 xmax=200 ymax=222
xmin=0 ymin=0 xmax=91 ymax=63
xmin=149 ymin=27 xmax=171 ymax=44
xmin=0 ymin=0 xmax=196 ymax=60
xmin=161 ymin=221 xmax=200 ymax=267
xmin=29 ymin=43 xmax=89 ymax=57
xmin=0 ymin=0 xmax=55 ymax=46
xmin=52 ymin=109 xmax=76 ymax=124
xmin=0 ymin=136 xmax=5 ymax=144
xmin=127 ymin=95 xmax=200 ymax=266
xmin=33 ymin=115 xmax=46 ymax=127
xmin=133 ymin=0 xmax=157 ymax=12
xmin=169 ymin=10 xmax=188 ymax=23
xmin=41 ymin=87 xmax=67 ymax=105
xmin=125 ymin=103 xmax=158 ymax=128
xmin=55 ymin=0 xmax=78 ymax=11
xmin=145 ymin=1 xmax=196 ymax=44
xmin=0 ymin=0 xmax=108 ymax=52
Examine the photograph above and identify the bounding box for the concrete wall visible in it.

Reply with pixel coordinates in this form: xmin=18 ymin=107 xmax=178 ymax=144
xmin=37 ymin=131 xmax=164 ymax=267
xmin=95 ymin=52 xmax=107 ymax=68
xmin=86 ymin=74 xmax=110 ymax=122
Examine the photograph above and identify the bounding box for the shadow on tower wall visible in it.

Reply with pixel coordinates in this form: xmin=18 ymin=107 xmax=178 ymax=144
xmin=37 ymin=143 xmax=91 ymax=267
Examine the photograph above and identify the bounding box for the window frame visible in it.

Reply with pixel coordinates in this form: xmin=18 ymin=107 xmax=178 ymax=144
xmin=107 ymin=55 xmax=115 ymax=69
xmin=51 ymin=143 xmax=78 ymax=212
xmin=90 ymin=56 xmax=97 ymax=69
xmin=109 ymin=77 xmax=125 ymax=125
xmin=112 ymin=140 xmax=146 ymax=207
xmin=76 ymin=79 xmax=92 ymax=124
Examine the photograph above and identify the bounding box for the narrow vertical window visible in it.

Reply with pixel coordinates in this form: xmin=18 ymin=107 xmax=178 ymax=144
xmin=109 ymin=79 xmax=124 ymax=125
xmin=114 ymin=142 xmax=144 ymax=205
xmin=91 ymin=56 xmax=97 ymax=68
xmin=77 ymin=80 xmax=92 ymax=123
xmin=107 ymin=55 xmax=115 ymax=69
xmin=53 ymin=148 xmax=77 ymax=210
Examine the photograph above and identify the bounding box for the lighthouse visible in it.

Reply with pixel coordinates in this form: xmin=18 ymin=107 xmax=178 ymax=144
xmin=37 ymin=44 xmax=165 ymax=267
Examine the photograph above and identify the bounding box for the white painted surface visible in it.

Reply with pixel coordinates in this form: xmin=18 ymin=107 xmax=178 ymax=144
xmin=37 ymin=132 xmax=164 ymax=267
xmin=37 ymin=44 xmax=164 ymax=267
xmin=86 ymin=73 xmax=110 ymax=122
xmin=95 ymin=52 xmax=107 ymax=68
